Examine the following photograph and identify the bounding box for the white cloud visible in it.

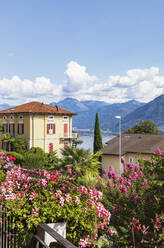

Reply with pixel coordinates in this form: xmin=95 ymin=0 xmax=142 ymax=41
xmin=64 ymin=61 xmax=98 ymax=92
xmin=1 ymin=64 xmax=164 ymax=106
xmin=0 ymin=75 xmax=62 ymax=105
xmin=68 ymin=66 xmax=164 ymax=103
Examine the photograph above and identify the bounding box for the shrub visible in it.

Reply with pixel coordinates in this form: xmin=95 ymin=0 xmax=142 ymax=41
xmin=23 ymin=152 xmax=46 ymax=169
xmin=45 ymin=151 xmax=59 ymax=169
xmin=6 ymin=151 xmax=24 ymax=165
xmin=0 ymin=161 xmax=112 ymax=247
xmin=23 ymin=147 xmax=47 ymax=169
xmin=97 ymin=151 xmax=164 ymax=247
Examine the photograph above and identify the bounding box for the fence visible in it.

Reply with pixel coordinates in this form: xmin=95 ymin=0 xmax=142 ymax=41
xmin=0 ymin=205 xmax=76 ymax=248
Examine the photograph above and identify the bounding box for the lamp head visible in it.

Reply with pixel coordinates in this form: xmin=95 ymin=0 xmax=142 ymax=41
xmin=115 ymin=115 xmax=121 ymax=119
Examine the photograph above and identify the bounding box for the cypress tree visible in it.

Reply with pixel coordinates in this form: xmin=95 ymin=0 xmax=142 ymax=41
xmin=93 ymin=112 xmax=103 ymax=153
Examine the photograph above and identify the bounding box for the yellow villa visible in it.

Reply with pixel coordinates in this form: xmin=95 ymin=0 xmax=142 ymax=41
xmin=0 ymin=101 xmax=76 ymax=156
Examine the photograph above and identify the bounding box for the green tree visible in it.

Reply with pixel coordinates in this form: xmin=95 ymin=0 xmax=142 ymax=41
xmin=23 ymin=147 xmax=47 ymax=169
xmin=93 ymin=112 xmax=103 ymax=153
xmin=2 ymin=133 xmax=15 ymax=151
xmin=125 ymin=120 xmax=160 ymax=134
xmin=59 ymin=146 xmax=101 ymax=185
xmin=12 ymin=136 xmax=27 ymax=154
xmin=45 ymin=151 xmax=59 ymax=169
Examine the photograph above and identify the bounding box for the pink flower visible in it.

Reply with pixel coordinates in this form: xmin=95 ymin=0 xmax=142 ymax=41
xmin=32 ymin=207 xmax=39 ymax=214
xmin=75 ymin=196 xmax=80 ymax=205
xmin=119 ymin=176 xmax=124 ymax=184
xmin=102 ymin=169 xmax=107 ymax=176
xmin=109 ymin=228 xmax=115 ymax=236
xmin=67 ymin=167 xmax=72 ymax=175
xmin=108 ymin=167 xmax=117 ymax=179
xmin=93 ymin=233 xmax=98 ymax=240
xmin=138 ymin=171 xmax=143 ymax=178
xmin=29 ymin=192 xmax=37 ymax=200
xmin=39 ymin=179 xmax=47 ymax=187
xmin=121 ymin=157 xmax=125 ymax=164
xmin=65 ymin=193 xmax=72 ymax=202
xmin=120 ymin=185 xmax=127 ymax=194
xmin=59 ymin=196 xmax=64 ymax=206
xmin=107 ymin=180 xmax=111 ymax=187
xmin=156 ymin=148 xmax=161 ymax=155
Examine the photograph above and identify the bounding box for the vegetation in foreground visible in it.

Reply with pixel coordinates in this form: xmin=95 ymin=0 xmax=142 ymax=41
xmin=0 ymin=145 xmax=163 ymax=247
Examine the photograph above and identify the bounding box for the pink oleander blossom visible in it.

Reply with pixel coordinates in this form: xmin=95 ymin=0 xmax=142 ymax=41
xmin=32 ymin=207 xmax=39 ymax=214
xmin=29 ymin=192 xmax=37 ymax=200
xmin=75 ymin=196 xmax=80 ymax=205
xmin=65 ymin=193 xmax=72 ymax=202
xmin=121 ymin=157 xmax=125 ymax=164
xmin=108 ymin=167 xmax=117 ymax=179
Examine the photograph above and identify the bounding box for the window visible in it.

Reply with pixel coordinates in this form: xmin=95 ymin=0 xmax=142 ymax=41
xmin=48 ymin=115 xmax=54 ymax=119
xmin=18 ymin=123 xmax=24 ymax=134
xmin=3 ymin=116 xmax=7 ymax=120
xmin=19 ymin=116 xmax=23 ymax=119
xmin=64 ymin=123 xmax=68 ymax=137
xmin=9 ymin=124 xmax=15 ymax=136
xmin=10 ymin=116 xmax=14 ymax=120
xmin=2 ymin=123 xmax=8 ymax=133
xmin=49 ymin=143 xmax=53 ymax=152
xmin=63 ymin=116 xmax=68 ymax=122
xmin=2 ymin=142 xmax=7 ymax=151
xmin=47 ymin=123 xmax=55 ymax=134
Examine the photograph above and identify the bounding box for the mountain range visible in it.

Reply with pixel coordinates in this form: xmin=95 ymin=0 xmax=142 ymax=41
xmin=50 ymin=98 xmax=145 ymax=132
xmin=1 ymin=94 xmax=164 ymax=132
xmin=121 ymin=94 xmax=164 ymax=132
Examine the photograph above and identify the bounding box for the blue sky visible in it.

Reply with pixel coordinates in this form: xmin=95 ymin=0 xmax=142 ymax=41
xmin=0 ymin=0 xmax=164 ymax=105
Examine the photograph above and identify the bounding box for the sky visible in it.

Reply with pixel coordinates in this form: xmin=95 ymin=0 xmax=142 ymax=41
xmin=0 ymin=0 xmax=164 ymax=105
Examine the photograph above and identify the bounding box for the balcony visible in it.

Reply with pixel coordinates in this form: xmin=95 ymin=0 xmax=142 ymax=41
xmin=60 ymin=132 xmax=78 ymax=140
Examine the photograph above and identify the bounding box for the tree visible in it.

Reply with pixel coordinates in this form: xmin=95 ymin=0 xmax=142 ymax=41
xmin=93 ymin=112 xmax=103 ymax=153
xmin=12 ymin=136 xmax=27 ymax=154
xmin=24 ymin=147 xmax=47 ymax=169
xmin=59 ymin=146 xmax=101 ymax=179
xmin=2 ymin=133 xmax=15 ymax=151
xmin=125 ymin=120 xmax=160 ymax=134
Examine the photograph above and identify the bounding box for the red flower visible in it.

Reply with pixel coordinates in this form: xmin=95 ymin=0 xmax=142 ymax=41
xmin=50 ymin=176 xmax=58 ymax=181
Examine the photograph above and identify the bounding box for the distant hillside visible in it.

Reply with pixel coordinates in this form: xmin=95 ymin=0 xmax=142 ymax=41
xmin=121 ymin=94 xmax=164 ymax=132
xmin=50 ymin=98 xmax=145 ymax=131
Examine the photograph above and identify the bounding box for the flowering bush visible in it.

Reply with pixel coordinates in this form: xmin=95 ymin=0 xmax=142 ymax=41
xmin=97 ymin=151 xmax=164 ymax=247
xmin=0 ymin=153 xmax=111 ymax=247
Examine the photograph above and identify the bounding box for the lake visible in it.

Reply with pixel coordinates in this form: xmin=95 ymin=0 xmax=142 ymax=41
xmin=78 ymin=133 xmax=115 ymax=152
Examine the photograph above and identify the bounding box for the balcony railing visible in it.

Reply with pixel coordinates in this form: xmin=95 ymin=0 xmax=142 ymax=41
xmin=60 ymin=133 xmax=78 ymax=140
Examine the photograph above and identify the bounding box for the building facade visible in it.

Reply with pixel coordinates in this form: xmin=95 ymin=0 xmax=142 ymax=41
xmin=101 ymin=133 xmax=164 ymax=175
xmin=0 ymin=101 xmax=76 ymax=156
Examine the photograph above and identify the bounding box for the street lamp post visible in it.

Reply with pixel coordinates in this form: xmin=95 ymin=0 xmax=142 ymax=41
xmin=115 ymin=116 xmax=122 ymax=175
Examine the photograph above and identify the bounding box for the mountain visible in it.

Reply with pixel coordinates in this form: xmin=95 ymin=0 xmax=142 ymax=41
xmin=50 ymin=98 xmax=145 ymax=131
xmin=121 ymin=94 xmax=164 ymax=132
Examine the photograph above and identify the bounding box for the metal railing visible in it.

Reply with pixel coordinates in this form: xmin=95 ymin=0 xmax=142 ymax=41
xmin=0 ymin=205 xmax=76 ymax=248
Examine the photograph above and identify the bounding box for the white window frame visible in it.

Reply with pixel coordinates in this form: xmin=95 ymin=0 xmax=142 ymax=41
xmin=49 ymin=123 xmax=54 ymax=134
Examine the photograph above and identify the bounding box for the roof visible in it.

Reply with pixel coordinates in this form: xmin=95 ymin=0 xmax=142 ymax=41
xmin=101 ymin=133 xmax=164 ymax=155
xmin=0 ymin=101 xmax=76 ymax=115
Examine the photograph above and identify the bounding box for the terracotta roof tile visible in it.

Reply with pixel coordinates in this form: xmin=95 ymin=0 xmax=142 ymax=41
xmin=101 ymin=133 xmax=164 ymax=155
xmin=0 ymin=101 xmax=76 ymax=115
